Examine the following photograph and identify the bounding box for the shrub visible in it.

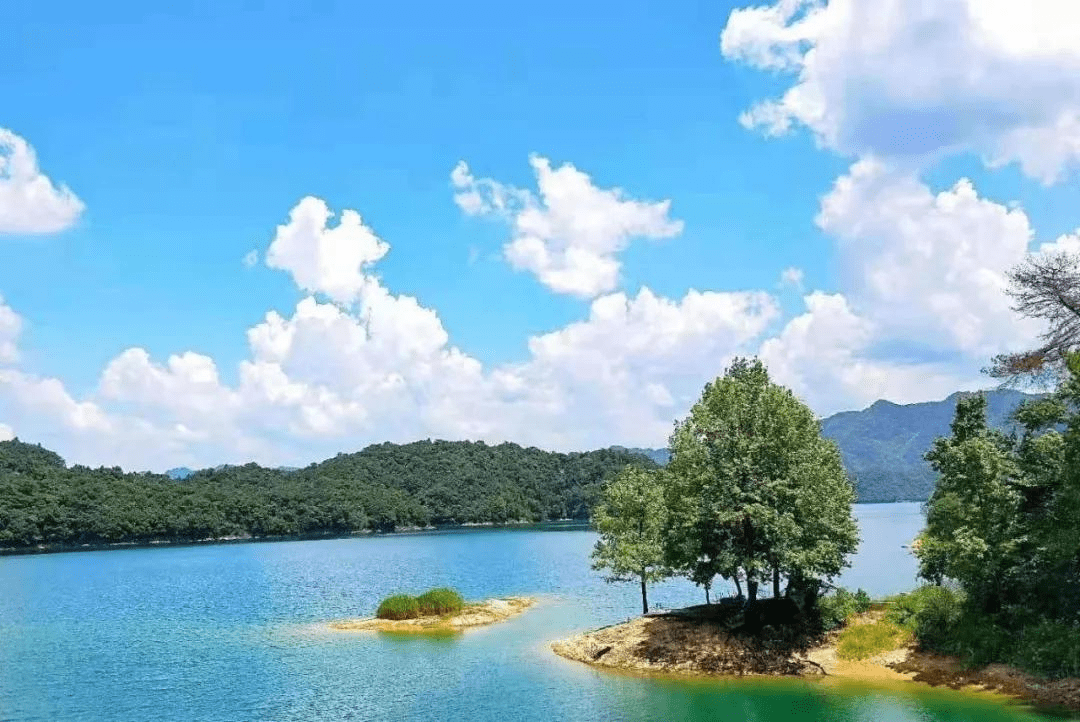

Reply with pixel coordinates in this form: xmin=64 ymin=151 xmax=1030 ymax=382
xmin=416 ymin=588 xmax=464 ymax=616
xmin=818 ymin=587 xmax=873 ymax=631
xmin=1011 ymin=621 xmax=1080 ymax=679
xmin=376 ymin=594 xmax=421 ymax=620
xmin=836 ymin=621 xmax=911 ymax=660
xmin=885 ymin=584 xmax=964 ymax=634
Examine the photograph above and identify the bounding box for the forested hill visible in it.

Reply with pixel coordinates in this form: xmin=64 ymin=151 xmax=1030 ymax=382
xmin=0 ymin=439 xmax=654 ymax=551
xmin=636 ymin=388 xmax=1040 ymax=502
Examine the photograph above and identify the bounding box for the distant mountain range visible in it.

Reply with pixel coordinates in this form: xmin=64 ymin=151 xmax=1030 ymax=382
xmin=165 ymin=465 xmax=299 ymax=480
xmin=162 ymin=389 xmax=1039 ymax=502
xmin=629 ymin=389 xmax=1040 ymax=503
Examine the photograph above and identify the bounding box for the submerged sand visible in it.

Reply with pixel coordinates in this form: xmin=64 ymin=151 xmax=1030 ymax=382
xmin=331 ymin=597 xmax=535 ymax=633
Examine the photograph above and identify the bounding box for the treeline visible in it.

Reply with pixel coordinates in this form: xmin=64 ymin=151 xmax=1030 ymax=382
xmin=0 ymin=439 xmax=654 ymax=550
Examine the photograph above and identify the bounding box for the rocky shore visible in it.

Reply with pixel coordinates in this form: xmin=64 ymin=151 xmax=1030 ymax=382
xmin=551 ymin=606 xmax=1080 ymax=715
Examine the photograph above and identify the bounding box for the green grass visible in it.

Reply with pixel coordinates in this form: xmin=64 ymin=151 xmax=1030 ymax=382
xmin=836 ymin=620 xmax=912 ymax=660
xmin=375 ymin=588 xmax=465 ymax=620
xmin=376 ymin=594 xmax=422 ymax=620
xmin=416 ymin=588 xmax=464 ymax=616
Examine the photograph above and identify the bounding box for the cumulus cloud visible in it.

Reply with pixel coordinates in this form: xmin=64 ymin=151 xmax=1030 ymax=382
xmin=0 ymin=297 xmax=21 ymax=364
xmin=0 ymin=128 xmax=85 ymax=234
xmin=0 ymin=189 xmax=779 ymax=468
xmin=760 ymin=292 xmax=982 ymax=415
xmin=721 ymin=0 xmax=1080 ymax=182
xmin=452 ymin=155 xmax=684 ymax=297
xmin=265 ymin=196 xmax=390 ymax=303
xmin=817 ymin=158 xmax=1040 ymax=358
xmin=0 ymin=423 xmax=13 ymax=441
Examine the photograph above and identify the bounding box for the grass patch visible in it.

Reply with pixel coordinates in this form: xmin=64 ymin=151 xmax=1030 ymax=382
xmin=376 ymin=588 xmax=465 ymax=620
xmin=416 ymin=588 xmax=464 ymax=616
xmin=836 ymin=620 xmax=911 ymax=660
xmin=376 ymin=594 xmax=421 ymax=620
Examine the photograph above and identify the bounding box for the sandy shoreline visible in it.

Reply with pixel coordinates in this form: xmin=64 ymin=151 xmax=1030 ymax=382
xmin=551 ymin=612 xmax=1080 ymax=715
xmin=330 ymin=597 xmax=535 ymax=633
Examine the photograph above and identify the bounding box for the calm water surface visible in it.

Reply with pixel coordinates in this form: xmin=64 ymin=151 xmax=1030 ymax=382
xmin=0 ymin=503 xmax=1070 ymax=721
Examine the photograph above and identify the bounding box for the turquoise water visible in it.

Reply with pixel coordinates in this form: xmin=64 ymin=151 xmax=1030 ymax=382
xmin=0 ymin=503 xmax=1068 ymax=721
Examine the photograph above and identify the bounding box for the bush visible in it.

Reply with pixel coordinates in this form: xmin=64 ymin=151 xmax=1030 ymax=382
xmin=836 ymin=620 xmax=911 ymax=660
xmin=416 ymin=588 xmax=464 ymax=616
xmin=1011 ymin=621 xmax=1080 ymax=679
xmin=885 ymin=585 xmax=964 ymax=634
xmin=818 ymin=587 xmax=873 ymax=631
xmin=376 ymin=594 xmax=421 ymax=620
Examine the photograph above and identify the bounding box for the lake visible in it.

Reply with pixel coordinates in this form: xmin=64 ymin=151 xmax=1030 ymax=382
xmin=0 ymin=503 xmax=1068 ymax=721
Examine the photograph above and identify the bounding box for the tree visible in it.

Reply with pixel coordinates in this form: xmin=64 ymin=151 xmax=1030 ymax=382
xmin=918 ymin=357 xmax=1080 ymax=623
xmin=666 ymin=358 xmax=859 ymax=606
xmin=590 ymin=466 xmax=671 ymax=614
xmin=916 ymin=394 xmax=1023 ymax=613
xmin=988 ymin=250 xmax=1080 ymax=382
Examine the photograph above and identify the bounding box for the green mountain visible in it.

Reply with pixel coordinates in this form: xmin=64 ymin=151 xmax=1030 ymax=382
xmin=0 ymin=438 xmax=654 ymax=551
xmin=819 ymin=389 xmax=1040 ymax=502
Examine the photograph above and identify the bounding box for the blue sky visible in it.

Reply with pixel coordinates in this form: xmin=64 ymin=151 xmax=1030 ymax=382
xmin=1 ymin=0 xmax=1079 ymax=470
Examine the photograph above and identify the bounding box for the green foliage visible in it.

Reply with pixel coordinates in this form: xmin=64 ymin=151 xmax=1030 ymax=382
xmin=0 ymin=439 xmax=653 ymax=549
xmin=836 ymin=621 xmax=910 ymax=661
xmin=883 ymin=585 xmax=964 ymax=637
xmin=817 ymin=587 xmax=872 ymax=631
xmin=665 ymin=357 xmax=859 ymax=604
xmin=591 ymin=466 xmax=671 ymax=613
xmin=376 ymin=594 xmax=421 ymax=620
xmin=415 ymin=588 xmax=464 ymax=616
xmin=1011 ymin=621 xmax=1080 ymax=679
xmin=914 ymin=355 xmax=1080 ymax=679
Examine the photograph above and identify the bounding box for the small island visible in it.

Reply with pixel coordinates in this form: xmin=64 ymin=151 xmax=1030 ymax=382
xmin=331 ymin=588 xmax=535 ymax=633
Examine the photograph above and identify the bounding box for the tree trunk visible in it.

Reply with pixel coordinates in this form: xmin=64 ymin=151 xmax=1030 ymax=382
xmin=747 ymin=578 xmax=758 ymax=604
xmin=734 ymin=571 xmax=744 ymax=598
xmin=773 ymin=567 xmax=781 ymax=598
xmin=640 ymin=573 xmax=649 ymax=615
xmin=705 ymin=584 xmax=711 ymax=605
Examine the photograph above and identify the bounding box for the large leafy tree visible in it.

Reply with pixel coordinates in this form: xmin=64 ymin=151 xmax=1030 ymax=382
xmin=918 ymin=356 xmax=1080 ymax=625
xmin=591 ymin=466 xmax=671 ymax=614
xmin=666 ymin=358 xmax=858 ymax=605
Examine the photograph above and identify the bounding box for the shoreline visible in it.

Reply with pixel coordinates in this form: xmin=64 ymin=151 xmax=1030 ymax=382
xmin=551 ymin=612 xmax=1080 ymax=715
xmin=0 ymin=520 xmax=591 ymax=557
xmin=330 ymin=597 xmax=536 ymax=633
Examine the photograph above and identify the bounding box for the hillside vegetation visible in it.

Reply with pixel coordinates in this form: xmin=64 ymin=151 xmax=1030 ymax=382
xmin=0 ymin=439 xmax=652 ymax=550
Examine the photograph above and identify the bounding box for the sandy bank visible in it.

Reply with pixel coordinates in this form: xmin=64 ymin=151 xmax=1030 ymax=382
xmin=551 ymin=609 xmax=1080 ymax=714
xmin=331 ymin=597 xmax=535 ymax=633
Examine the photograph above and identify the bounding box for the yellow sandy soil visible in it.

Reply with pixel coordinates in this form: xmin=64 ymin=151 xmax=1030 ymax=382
xmin=330 ymin=597 xmax=535 ymax=633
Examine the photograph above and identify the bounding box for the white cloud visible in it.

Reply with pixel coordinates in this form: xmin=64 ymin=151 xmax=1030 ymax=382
xmin=0 ymin=195 xmax=779 ymax=468
xmin=721 ymin=0 xmax=1080 ymax=182
xmin=779 ymin=266 xmax=804 ymax=289
xmin=0 ymin=128 xmax=85 ymax=234
xmin=242 ymin=249 xmax=259 ymax=268
xmin=817 ymin=158 xmax=1040 ymax=357
xmin=0 ymin=423 xmax=13 ymax=441
xmin=0 ymin=297 xmax=21 ymax=364
xmin=265 ymin=196 xmax=390 ymax=304
xmin=452 ymin=155 xmax=684 ymax=297
xmin=760 ymin=291 xmax=982 ymax=415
